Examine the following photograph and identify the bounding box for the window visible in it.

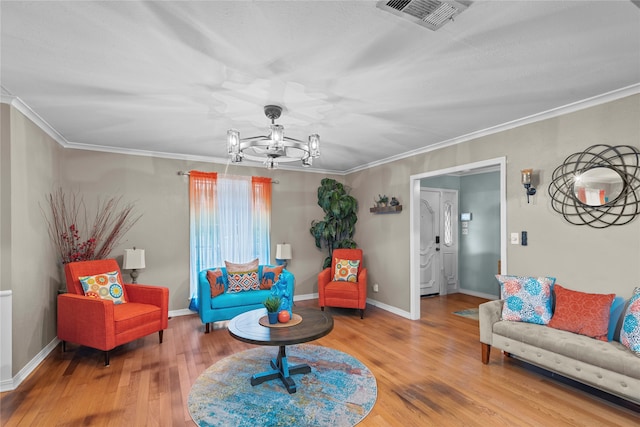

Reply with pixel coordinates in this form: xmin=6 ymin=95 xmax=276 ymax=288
xmin=443 ymin=201 xmax=453 ymax=247
xmin=188 ymin=172 xmax=271 ymax=310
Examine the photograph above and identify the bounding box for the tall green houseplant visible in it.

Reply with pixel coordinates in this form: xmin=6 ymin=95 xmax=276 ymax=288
xmin=310 ymin=178 xmax=358 ymax=268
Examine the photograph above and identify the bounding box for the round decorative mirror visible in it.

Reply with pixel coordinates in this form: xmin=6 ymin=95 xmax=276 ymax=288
xmin=548 ymin=144 xmax=640 ymax=228
xmin=573 ymin=167 xmax=624 ymax=206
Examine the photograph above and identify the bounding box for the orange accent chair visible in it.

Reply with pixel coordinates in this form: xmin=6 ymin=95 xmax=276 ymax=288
xmin=59 ymin=259 xmax=169 ymax=366
xmin=318 ymin=248 xmax=367 ymax=318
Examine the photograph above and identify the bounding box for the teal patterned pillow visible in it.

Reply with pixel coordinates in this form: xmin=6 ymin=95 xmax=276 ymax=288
xmin=621 ymin=287 xmax=640 ymax=356
xmin=496 ymin=275 xmax=556 ymax=325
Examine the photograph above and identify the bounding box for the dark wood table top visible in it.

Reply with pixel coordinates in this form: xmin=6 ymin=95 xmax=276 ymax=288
xmin=228 ymin=307 xmax=333 ymax=346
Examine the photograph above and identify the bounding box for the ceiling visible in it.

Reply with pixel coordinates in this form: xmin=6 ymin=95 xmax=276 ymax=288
xmin=2 ymin=1 xmax=639 ymax=174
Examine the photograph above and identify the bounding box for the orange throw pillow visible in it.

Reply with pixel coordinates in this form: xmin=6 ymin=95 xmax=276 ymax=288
xmin=260 ymin=265 xmax=284 ymax=290
xmin=548 ymin=284 xmax=615 ymax=341
xmin=206 ymin=269 xmax=225 ymax=298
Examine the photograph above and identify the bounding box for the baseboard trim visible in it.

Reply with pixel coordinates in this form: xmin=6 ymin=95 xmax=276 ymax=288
xmin=0 ymin=337 xmax=60 ymax=392
xmin=458 ymin=289 xmax=499 ymax=300
xmin=169 ymin=308 xmax=195 ymax=318
xmin=366 ymin=298 xmax=412 ymax=319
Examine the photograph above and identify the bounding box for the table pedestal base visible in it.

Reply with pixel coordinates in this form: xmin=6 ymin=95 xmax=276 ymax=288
xmin=250 ymin=345 xmax=311 ymax=394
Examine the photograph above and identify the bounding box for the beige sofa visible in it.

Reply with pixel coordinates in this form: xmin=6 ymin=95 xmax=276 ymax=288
xmin=479 ymin=299 xmax=640 ymax=405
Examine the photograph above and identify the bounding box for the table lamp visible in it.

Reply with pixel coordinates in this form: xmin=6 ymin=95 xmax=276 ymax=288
xmin=123 ymin=247 xmax=145 ymax=283
xmin=275 ymin=243 xmax=292 ymax=268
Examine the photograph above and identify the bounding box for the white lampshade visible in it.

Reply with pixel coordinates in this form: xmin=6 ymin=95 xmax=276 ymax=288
xmin=123 ymin=248 xmax=146 ymax=270
xmin=276 ymin=244 xmax=292 ymax=260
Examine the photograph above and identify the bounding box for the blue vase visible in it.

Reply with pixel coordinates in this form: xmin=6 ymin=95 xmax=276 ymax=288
xmin=267 ymin=312 xmax=278 ymax=324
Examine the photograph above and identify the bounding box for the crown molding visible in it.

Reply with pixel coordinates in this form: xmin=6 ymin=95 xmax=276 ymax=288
xmin=4 ymin=83 xmax=638 ymax=176
xmin=1 ymin=91 xmax=69 ymax=147
xmin=344 ymin=83 xmax=640 ymax=174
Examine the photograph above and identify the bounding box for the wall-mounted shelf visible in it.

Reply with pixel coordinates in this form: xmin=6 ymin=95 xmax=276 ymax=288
xmin=370 ymin=205 xmax=402 ymax=214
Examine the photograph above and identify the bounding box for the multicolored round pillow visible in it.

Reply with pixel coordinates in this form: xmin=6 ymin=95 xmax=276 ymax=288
xmin=334 ymin=259 xmax=360 ymax=282
xmin=79 ymin=271 xmax=127 ymax=304
xmin=621 ymin=288 xmax=640 ymax=356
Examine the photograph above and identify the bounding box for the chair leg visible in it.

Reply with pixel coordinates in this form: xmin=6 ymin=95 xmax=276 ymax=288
xmin=104 ymin=351 xmax=110 ymax=367
xmin=159 ymin=330 xmax=164 ymax=344
xmin=205 ymin=323 xmax=210 ymax=334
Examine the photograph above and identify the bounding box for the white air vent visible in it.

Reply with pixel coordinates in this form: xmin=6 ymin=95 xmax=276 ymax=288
xmin=377 ymin=0 xmax=471 ymax=31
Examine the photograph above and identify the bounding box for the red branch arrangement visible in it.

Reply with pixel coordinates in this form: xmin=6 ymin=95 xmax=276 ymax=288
xmin=43 ymin=189 xmax=142 ymax=264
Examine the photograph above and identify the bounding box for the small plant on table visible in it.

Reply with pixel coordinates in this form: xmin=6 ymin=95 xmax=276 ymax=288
xmin=263 ymin=296 xmax=282 ymax=313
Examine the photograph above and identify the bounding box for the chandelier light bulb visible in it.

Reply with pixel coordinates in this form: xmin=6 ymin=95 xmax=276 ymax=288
xmin=309 ymin=134 xmax=320 ymax=157
xmin=227 ymin=129 xmax=240 ymax=155
xmin=270 ymin=124 xmax=284 ymax=148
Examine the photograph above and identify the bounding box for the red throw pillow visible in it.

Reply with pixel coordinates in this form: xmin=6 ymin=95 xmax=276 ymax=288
xmin=206 ymin=269 xmax=225 ymax=298
xmin=260 ymin=265 xmax=284 ymax=290
xmin=548 ymin=284 xmax=615 ymax=341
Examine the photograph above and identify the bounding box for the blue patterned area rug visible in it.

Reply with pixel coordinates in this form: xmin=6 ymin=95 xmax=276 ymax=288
xmin=453 ymin=308 xmax=479 ymax=320
xmin=188 ymin=344 xmax=377 ymax=427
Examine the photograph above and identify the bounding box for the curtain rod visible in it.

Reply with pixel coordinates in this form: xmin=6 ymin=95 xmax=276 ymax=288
xmin=177 ymin=171 xmax=279 ymax=184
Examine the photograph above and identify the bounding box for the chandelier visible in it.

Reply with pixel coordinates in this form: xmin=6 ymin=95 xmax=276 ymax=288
xmin=227 ymin=105 xmax=320 ymax=169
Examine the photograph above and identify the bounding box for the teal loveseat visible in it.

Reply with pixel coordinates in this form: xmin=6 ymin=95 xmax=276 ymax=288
xmin=198 ymin=266 xmax=295 ymax=333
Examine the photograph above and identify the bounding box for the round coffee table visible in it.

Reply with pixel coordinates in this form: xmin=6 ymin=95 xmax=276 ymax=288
xmin=228 ymin=307 xmax=333 ymax=393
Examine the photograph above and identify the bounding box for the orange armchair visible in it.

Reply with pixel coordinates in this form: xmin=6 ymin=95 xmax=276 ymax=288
xmin=318 ymin=248 xmax=367 ymax=319
xmin=59 ymin=259 xmax=169 ymax=366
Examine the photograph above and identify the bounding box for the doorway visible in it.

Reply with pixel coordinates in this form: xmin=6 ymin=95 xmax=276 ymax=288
xmin=409 ymin=157 xmax=507 ymax=320
xmin=420 ymin=188 xmax=458 ymax=296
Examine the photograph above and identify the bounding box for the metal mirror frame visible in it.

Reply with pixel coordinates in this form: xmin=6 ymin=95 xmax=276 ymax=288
xmin=548 ymin=144 xmax=640 ymax=228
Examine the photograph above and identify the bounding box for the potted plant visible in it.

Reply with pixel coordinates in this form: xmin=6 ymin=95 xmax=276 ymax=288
xmin=376 ymin=194 xmax=389 ymax=207
xmin=263 ymin=295 xmax=282 ymax=324
xmin=309 ymin=178 xmax=358 ymax=269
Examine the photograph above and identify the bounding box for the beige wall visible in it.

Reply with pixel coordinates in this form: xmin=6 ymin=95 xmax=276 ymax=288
xmin=59 ymin=150 xmax=341 ymax=310
xmin=3 ymin=93 xmax=639 ymax=376
xmin=348 ymin=94 xmax=640 ymax=311
xmin=2 ymin=105 xmax=62 ymax=375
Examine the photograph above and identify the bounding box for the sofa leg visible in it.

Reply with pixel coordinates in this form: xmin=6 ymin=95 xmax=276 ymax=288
xmin=360 ymin=309 xmax=364 ymax=319
xmin=104 ymin=351 xmax=110 ymax=367
xmin=205 ymin=323 xmax=210 ymax=334
xmin=320 ymin=307 xmax=324 ymax=311
xmin=159 ymin=330 xmax=164 ymax=344
xmin=481 ymin=343 xmax=491 ymax=364
xmin=61 ymin=341 xmax=66 ymax=352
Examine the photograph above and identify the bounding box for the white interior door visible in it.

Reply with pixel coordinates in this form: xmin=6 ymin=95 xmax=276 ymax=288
xmin=420 ymin=189 xmax=459 ymax=296
xmin=420 ymin=190 xmax=440 ymax=296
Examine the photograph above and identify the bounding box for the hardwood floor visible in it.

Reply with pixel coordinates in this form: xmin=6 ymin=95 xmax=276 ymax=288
xmin=2 ymin=294 xmax=638 ymax=426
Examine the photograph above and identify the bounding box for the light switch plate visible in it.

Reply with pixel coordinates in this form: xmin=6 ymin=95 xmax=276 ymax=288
xmin=510 ymin=232 xmax=519 ymax=244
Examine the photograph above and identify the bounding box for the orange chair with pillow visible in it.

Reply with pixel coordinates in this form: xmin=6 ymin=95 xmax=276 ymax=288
xmin=58 ymin=259 xmax=169 ymax=366
xmin=318 ymin=248 xmax=367 ymax=318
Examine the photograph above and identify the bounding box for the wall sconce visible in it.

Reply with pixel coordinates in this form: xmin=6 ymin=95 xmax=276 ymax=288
xmin=123 ymin=247 xmax=145 ymax=283
xmin=521 ymin=169 xmax=537 ymax=203
xmin=275 ymin=243 xmax=292 ymax=268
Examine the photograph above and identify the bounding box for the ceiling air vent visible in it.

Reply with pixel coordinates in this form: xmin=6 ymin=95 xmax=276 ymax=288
xmin=377 ymin=0 xmax=472 ymax=31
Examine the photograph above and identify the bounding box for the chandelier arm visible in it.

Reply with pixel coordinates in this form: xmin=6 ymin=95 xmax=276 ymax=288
xmin=240 ymin=135 xmax=270 ymax=141
xmin=282 ymin=136 xmax=306 ymax=143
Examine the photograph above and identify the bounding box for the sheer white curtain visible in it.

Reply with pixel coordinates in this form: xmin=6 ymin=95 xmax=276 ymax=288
xmin=188 ymin=172 xmax=271 ymax=311
xmin=217 ymin=175 xmax=253 ymax=263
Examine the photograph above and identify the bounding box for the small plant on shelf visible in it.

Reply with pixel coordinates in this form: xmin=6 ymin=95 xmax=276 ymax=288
xmin=376 ymin=194 xmax=389 ymax=207
xmin=263 ymin=295 xmax=282 ymax=313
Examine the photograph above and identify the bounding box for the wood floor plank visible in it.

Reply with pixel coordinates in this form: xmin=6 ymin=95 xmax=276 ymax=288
xmin=1 ymin=294 xmax=638 ymax=426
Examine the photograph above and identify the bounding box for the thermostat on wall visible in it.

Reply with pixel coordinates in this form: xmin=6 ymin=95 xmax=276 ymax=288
xmin=460 ymin=212 xmax=472 ymax=221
